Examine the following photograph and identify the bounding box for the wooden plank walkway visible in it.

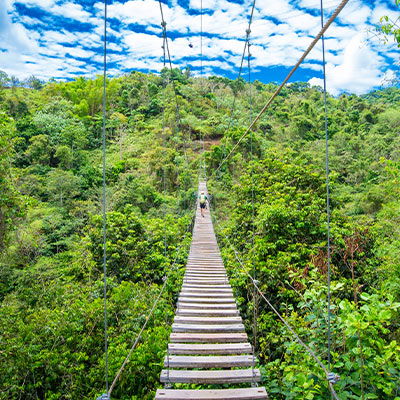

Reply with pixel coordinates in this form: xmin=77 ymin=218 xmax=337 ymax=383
xmin=155 ymin=181 xmax=268 ymax=400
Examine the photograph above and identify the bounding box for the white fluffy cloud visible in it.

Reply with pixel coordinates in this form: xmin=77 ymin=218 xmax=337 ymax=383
xmin=309 ymin=33 xmax=385 ymax=95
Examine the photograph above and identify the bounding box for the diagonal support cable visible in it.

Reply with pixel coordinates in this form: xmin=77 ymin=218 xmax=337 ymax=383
xmin=211 ymin=213 xmax=340 ymax=400
xmin=100 ymin=0 xmax=109 ymax=396
xmin=107 ymin=214 xmax=195 ymax=396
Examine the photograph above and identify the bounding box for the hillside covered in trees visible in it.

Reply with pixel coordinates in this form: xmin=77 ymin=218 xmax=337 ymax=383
xmin=0 ymin=70 xmax=400 ymax=399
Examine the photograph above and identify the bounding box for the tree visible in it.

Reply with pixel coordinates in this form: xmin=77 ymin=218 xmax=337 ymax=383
xmin=25 ymin=134 xmax=51 ymax=165
xmin=10 ymin=76 xmax=19 ymax=91
xmin=55 ymin=145 xmax=73 ymax=169
xmin=376 ymin=1 xmax=400 ymax=84
xmin=0 ymin=111 xmax=25 ymax=250
xmin=378 ymin=1 xmax=400 ymax=47
xmin=229 ymin=77 xmax=246 ymax=96
xmin=46 ymin=169 xmax=81 ymax=208
xmin=0 ymin=70 xmax=10 ymax=88
xmin=25 ymin=75 xmax=43 ymax=90
xmin=110 ymin=112 xmax=128 ymax=160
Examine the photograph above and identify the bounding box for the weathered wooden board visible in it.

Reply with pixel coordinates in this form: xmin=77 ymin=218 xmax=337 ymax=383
xmin=177 ymin=303 xmax=238 ymax=310
xmin=155 ymin=388 xmax=268 ymax=400
xmin=167 ymin=343 xmax=251 ymax=355
xmin=160 ymin=369 xmax=262 ymax=384
xmin=169 ymin=332 xmax=248 ymax=343
xmin=176 ymin=309 xmax=239 ymax=317
xmin=174 ymin=316 xmax=242 ymax=324
xmin=178 ymin=297 xmax=236 ymax=304
xmin=172 ymin=323 xmax=245 ymax=333
xmin=164 ymin=355 xmax=255 ymax=368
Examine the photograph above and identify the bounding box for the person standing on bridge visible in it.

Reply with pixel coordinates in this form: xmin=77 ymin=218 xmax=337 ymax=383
xmin=199 ymin=191 xmax=208 ymax=218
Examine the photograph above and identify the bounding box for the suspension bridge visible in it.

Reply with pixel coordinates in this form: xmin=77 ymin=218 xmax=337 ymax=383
xmin=96 ymin=0 xmax=350 ymax=398
xmin=155 ymin=181 xmax=267 ymax=399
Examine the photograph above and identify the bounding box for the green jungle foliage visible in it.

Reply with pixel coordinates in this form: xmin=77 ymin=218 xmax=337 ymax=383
xmin=0 ymin=68 xmax=400 ymax=399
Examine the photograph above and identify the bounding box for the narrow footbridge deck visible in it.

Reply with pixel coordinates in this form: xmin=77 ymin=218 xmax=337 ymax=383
xmin=155 ymin=181 xmax=268 ymax=399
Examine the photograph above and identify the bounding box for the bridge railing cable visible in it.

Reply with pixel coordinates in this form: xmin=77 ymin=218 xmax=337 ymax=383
xmin=211 ymin=213 xmax=340 ymax=400
xmin=208 ymin=0 xmax=350 ymax=180
xmin=107 ymin=213 xmax=195 ymax=397
xmin=99 ymin=0 xmax=109 ymax=397
xmin=320 ymin=0 xmax=333 ymax=380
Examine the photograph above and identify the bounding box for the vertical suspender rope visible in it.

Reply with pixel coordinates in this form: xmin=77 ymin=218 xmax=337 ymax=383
xmin=232 ymin=135 xmax=235 ymax=205
xmin=101 ymin=0 xmax=109 ymax=396
xmin=161 ymin=21 xmax=170 ymax=387
xmin=183 ymin=132 xmax=187 ymax=211
xmin=157 ymin=1 xmax=183 ymax=215
xmin=320 ymin=0 xmax=332 ymax=374
xmin=247 ymin=28 xmax=257 ymax=386
xmin=200 ymin=0 xmax=204 ymax=181
xmin=177 ymin=106 xmax=180 ymax=215
xmin=319 ymin=0 xmax=341 ymax=392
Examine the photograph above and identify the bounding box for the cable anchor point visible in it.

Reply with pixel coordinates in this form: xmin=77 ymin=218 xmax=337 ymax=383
xmin=327 ymin=372 xmax=340 ymax=384
xmin=96 ymin=395 xmax=110 ymax=400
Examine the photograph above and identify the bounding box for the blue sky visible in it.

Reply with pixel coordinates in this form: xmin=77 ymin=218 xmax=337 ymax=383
xmin=0 ymin=0 xmax=398 ymax=95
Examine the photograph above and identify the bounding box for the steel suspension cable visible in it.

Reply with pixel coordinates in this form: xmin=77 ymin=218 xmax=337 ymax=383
xmin=247 ymin=34 xmax=258 ymax=362
xmin=159 ymin=5 xmax=181 ymax=210
xmin=211 ymin=214 xmax=340 ymax=400
xmin=101 ymin=0 xmax=109 ymax=395
xmin=225 ymin=0 xmax=257 ymax=134
xmin=218 ymin=0 xmax=256 ymax=174
xmin=200 ymin=0 xmax=204 ymax=181
xmin=209 ymin=0 xmax=350 ymax=180
xmin=160 ymin=21 xmax=171 ymax=386
xmin=320 ymin=0 xmax=333 ymax=380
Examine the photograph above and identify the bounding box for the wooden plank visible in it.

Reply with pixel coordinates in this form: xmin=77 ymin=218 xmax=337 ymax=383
xmin=186 ymin=264 xmax=224 ymax=266
xmin=172 ymin=323 xmax=245 ymax=333
xmin=184 ymin=277 xmax=228 ymax=280
xmin=183 ymin=275 xmax=228 ymax=285
xmin=185 ymin=267 xmax=226 ymax=270
xmin=182 ymin=281 xmax=229 ymax=285
xmin=183 ymin=272 xmax=227 ymax=276
xmin=187 ymin=263 xmax=223 ymax=265
xmin=185 ymin=272 xmax=227 ymax=275
xmin=187 ymin=260 xmax=223 ymax=262
xmin=178 ymin=297 xmax=235 ymax=304
xmin=176 ymin=309 xmax=239 ymax=317
xmin=182 ymin=285 xmax=232 ymax=290
xmin=184 ymin=275 xmax=228 ymax=279
xmin=168 ymin=342 xmax=252 ymax=355
xmin=182 ymin=283 xmax=233 ymax=292
xmin=174 ymin=316 xmax=242 ymax=324
xmin=180 ymin=288 xmax=232 ymax=293
xmin=177 ymin=303 xmax=237 ymax=309
xmin=160 ymin=369 xmax=262 ymax=384
xmin=179 ymin=293 xmax=234 ymax=299
xmin=155 ymin=388 xmax=268 ymax=400
xmin=164 ymin=355 xmax=255 ymax=368
xmin=180 ymin=291 xmax=233 ymax=295
xmin=184 ymin=275 xmax=227 ymax=278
